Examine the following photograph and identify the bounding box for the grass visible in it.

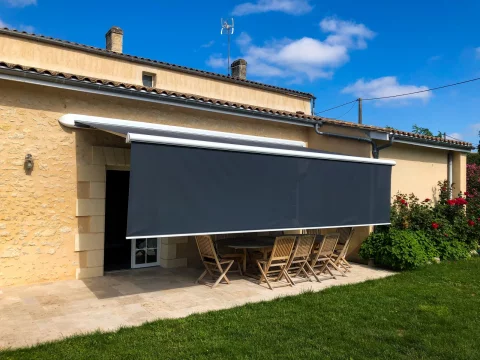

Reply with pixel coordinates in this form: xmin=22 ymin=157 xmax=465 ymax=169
xmin=2 ymin=259 xmax=480 ymax=360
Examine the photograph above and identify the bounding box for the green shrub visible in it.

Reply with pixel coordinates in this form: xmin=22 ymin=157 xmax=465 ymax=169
xmin=360 ymin=229 xmax=437 ymax=270
xmin=361 ymin=180 xmax=480 ymax=270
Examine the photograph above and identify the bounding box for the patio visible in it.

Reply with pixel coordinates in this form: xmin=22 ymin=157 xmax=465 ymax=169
xmin=0 ymin=264 xmax=394 ymax=349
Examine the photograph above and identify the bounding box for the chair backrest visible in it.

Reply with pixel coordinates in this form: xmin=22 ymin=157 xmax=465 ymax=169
xmin=195 ymin=235 xmax=219 ymax=261
xmin=337 ymin=228 xmax=354 ymax=258
xmin=317 ymin=233 xmax=340 ymax=256
xmin=268 ymin=236 xmax=296 ymax=264
xmin=304 ymin=228 xmax=322 ymax=235
xmin=337 ymin=227 xmax=353 ymax=245
xmin=292 ymin=234 xmax=316 ymax=259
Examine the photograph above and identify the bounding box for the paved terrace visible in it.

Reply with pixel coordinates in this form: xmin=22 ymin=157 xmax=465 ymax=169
xmin=0 ymin=264 xmax=394 ymax=349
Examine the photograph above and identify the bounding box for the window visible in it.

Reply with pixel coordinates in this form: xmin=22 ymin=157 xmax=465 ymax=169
xmin=131 ymin=238 xmax=160 ymax=268
xmin=142 ymin=72 xmax=155 ymax=87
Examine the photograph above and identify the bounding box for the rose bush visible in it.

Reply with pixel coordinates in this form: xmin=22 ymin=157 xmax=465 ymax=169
xmin=360 ymin=180 xmax=480 ymax=270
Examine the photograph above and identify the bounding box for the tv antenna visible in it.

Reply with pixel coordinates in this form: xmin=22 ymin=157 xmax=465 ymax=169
xmin=221 ymin=18 xmax=234 ymax=75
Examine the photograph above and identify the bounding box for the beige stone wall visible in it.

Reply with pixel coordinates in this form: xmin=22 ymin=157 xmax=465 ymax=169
xmin=0 ymin=34 xmax=311 ymax=114
xmin=307 ymin=125 xmax=372 ymax=158
xmin=379 ymin=143 xmax=449 ymax=200
xmin=0 ymin=79 xmax=307 ymax=286
xmin=452 ymin=152 xmax=467 ymax=196
xmin=0 ymin=78 xmax=469 ymax=286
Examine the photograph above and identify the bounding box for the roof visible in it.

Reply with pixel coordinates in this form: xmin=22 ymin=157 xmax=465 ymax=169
xmin=0 ymin=27 xmax=314 ymax=100
xmin=0 ymin=60 xmax=473 ymax=150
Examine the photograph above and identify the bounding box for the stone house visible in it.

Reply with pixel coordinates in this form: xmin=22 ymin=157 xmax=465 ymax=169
xmin=0 ymin=26 xmax=472 ymax=286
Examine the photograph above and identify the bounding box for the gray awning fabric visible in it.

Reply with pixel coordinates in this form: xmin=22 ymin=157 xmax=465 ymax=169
xmin=126 ymin=141 xmax=392 ymax=238
xmin=70 ymin=116 xmax=394 ymax=239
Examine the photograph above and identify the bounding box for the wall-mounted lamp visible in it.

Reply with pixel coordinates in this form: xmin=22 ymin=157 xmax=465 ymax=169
xmin=24 ymin=154 xmax=34 ymax=172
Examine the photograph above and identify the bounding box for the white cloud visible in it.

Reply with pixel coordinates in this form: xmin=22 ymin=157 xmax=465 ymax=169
xmin=201 ymin=40 xmax=215 ymax=48
xmin=236 ymin=32 xmax=252 ymax=47
xmin=232 ymin=0 xmax=312 ymax=16
xmin=320 ymin=17 xmax=376 ymax=49
xmin=342 ymin=77 xmax=431 ymax=104
xmin=206 ymin=54 xmax=226 ymax=69
xmin=2 ymin=0 xmax=36 ymax=7
xmin=211 ymin=17 xmax=374 ymax=82
xmin=0 ymin=18 xmax=33 ymax=32
xmin=428 ymin=55 xmax=442 ymax=63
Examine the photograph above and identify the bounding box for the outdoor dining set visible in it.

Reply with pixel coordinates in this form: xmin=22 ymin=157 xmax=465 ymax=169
xmin=195 ymin=228 xmax=355 ymax=289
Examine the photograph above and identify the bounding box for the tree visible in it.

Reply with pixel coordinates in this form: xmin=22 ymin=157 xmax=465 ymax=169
xmin=411 ymin=124 xmax=444 ymax=138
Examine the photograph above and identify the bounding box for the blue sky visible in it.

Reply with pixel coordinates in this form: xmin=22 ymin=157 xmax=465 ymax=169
xmin=1 ymin=0 xmax=479 ymax=144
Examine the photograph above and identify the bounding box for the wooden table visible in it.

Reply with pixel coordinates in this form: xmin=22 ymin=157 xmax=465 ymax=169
xmin=216 ymin=237 xmax=275 ymax=273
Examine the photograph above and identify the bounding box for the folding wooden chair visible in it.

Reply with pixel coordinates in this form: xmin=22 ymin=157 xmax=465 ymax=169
xmin=284 ymin=234 xmax=319 ymax=284
xmin=256 ymin=236 xmax=296 ymax=290
xmin=332 ymin=228 xmax=355 ymax=273
xmin=310 ymin=232 xmax=345 ymax=280
xmin=195 ymin=235 xmax=245 ymax=288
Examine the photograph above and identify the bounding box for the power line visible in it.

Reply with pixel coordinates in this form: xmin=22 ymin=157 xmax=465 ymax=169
xmin=445 ymin=134 xmax=463 ymax=142
xmin=335 ymin=101 xmax=357 ymax=120
xmin=315 ymin=99 xmax=357 ymax=115
xmin=362 ymin=77 xmax=480 ymax=101
xmin=314 ymin=76 xmax=480 ymax=115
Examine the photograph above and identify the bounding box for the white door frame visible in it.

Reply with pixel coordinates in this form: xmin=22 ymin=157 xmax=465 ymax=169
xmin=131 ymin=238 xmax=161 ymax=268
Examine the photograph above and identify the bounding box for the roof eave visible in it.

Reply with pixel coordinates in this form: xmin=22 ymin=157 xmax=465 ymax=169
xmin=0 ymin=65 xmax=316 ymax=128
xmin=0 ymin=65 xmax=472 ymax=152
xmin=393 ymin=135 xmax=474 ymax=152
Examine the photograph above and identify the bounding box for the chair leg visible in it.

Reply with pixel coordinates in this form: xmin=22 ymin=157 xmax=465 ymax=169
xmin=283 ymin=269 xmax=294 ymax=286
xmin=196 ymin=269 xmax=208 ymax=284
xmin=299 ymin=262 xmax=315 ymax=282
xmin=329 ymin=259 xmax=346 ymax=277
xmin=237 ymin=260 xmax=243 ymax=276
xmin=204 ymin=264 xmax=216 ymax=280
xmin=212 ymin=261 xmax=233 ymax=288
xmin=319 ymin=261 xmax=336 ymax=279
xmin=257 ymin=262 xmax=273 ymax=290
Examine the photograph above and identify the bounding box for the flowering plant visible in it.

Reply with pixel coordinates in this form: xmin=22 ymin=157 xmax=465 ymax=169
xmin=363 ymin=180 xmax=480 ymax=270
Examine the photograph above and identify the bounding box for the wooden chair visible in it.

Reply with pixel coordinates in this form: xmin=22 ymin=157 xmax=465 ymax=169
xmin=310 ymin=233 xmax=345 ymax=280
xmin=195 ymin=235 xmax=245 ymax=288
xmin=332 ymin=228 xmax=355 ymax=273
xmin=256 ymin=236 xmax=296 ymax=290
xmin=284 ymin=234 xmax=319 ymax=284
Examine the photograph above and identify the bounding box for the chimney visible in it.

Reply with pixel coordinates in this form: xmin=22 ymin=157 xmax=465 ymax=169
xmin=231 ymin=59 xmax=247 ymax=80
xmin=105 ymin=26 xmax=123 ymax=53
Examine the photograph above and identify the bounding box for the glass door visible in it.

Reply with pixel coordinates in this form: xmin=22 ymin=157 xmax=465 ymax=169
xmin=131 ymin=238 xmax=160 ymax=268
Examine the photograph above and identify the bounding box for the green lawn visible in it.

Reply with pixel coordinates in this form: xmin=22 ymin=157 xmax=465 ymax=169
xmin=2 ymin=259 xmax=480 ymax=360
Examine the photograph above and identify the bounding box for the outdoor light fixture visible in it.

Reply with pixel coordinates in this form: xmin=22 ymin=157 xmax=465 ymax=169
xmin=24 ymin=154 xmax=34 ymax=171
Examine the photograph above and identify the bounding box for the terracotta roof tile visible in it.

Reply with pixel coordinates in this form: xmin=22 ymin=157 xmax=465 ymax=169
xmin=0 ymin=27 xmax=314 ymax=99
xmin=0 ymin=61 xmax=473 ymax=149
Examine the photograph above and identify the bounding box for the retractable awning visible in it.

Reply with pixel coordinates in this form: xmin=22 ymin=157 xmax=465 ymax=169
xmin=59 ymin=114 xmax=395 ymax=239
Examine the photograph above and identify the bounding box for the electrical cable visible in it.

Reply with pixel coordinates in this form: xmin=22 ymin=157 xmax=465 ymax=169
xmin=314 ymin=76 xmax=480 ymax=114
xmin=334 ymin=101 xmax=357 ymax=120
xmin=362 ymin=77 xmax=480 ymax=101
xmin=315 ymin=99 xmax=357 ymax=115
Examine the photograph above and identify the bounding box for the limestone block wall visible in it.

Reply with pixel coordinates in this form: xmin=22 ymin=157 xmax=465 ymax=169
xmin=75 ymin=145 xmax=129 ymax=279
xmin=75 ymin=145 xmax=190 ymax=279
xmin=1 ymin=80 xmax=306 ymax=286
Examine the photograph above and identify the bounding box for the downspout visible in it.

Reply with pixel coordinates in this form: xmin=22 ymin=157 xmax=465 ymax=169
xmin=447 ymin=151 xmax=453 ymax=199
xmin=314 ymin=122 xmax=395 ymax=159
